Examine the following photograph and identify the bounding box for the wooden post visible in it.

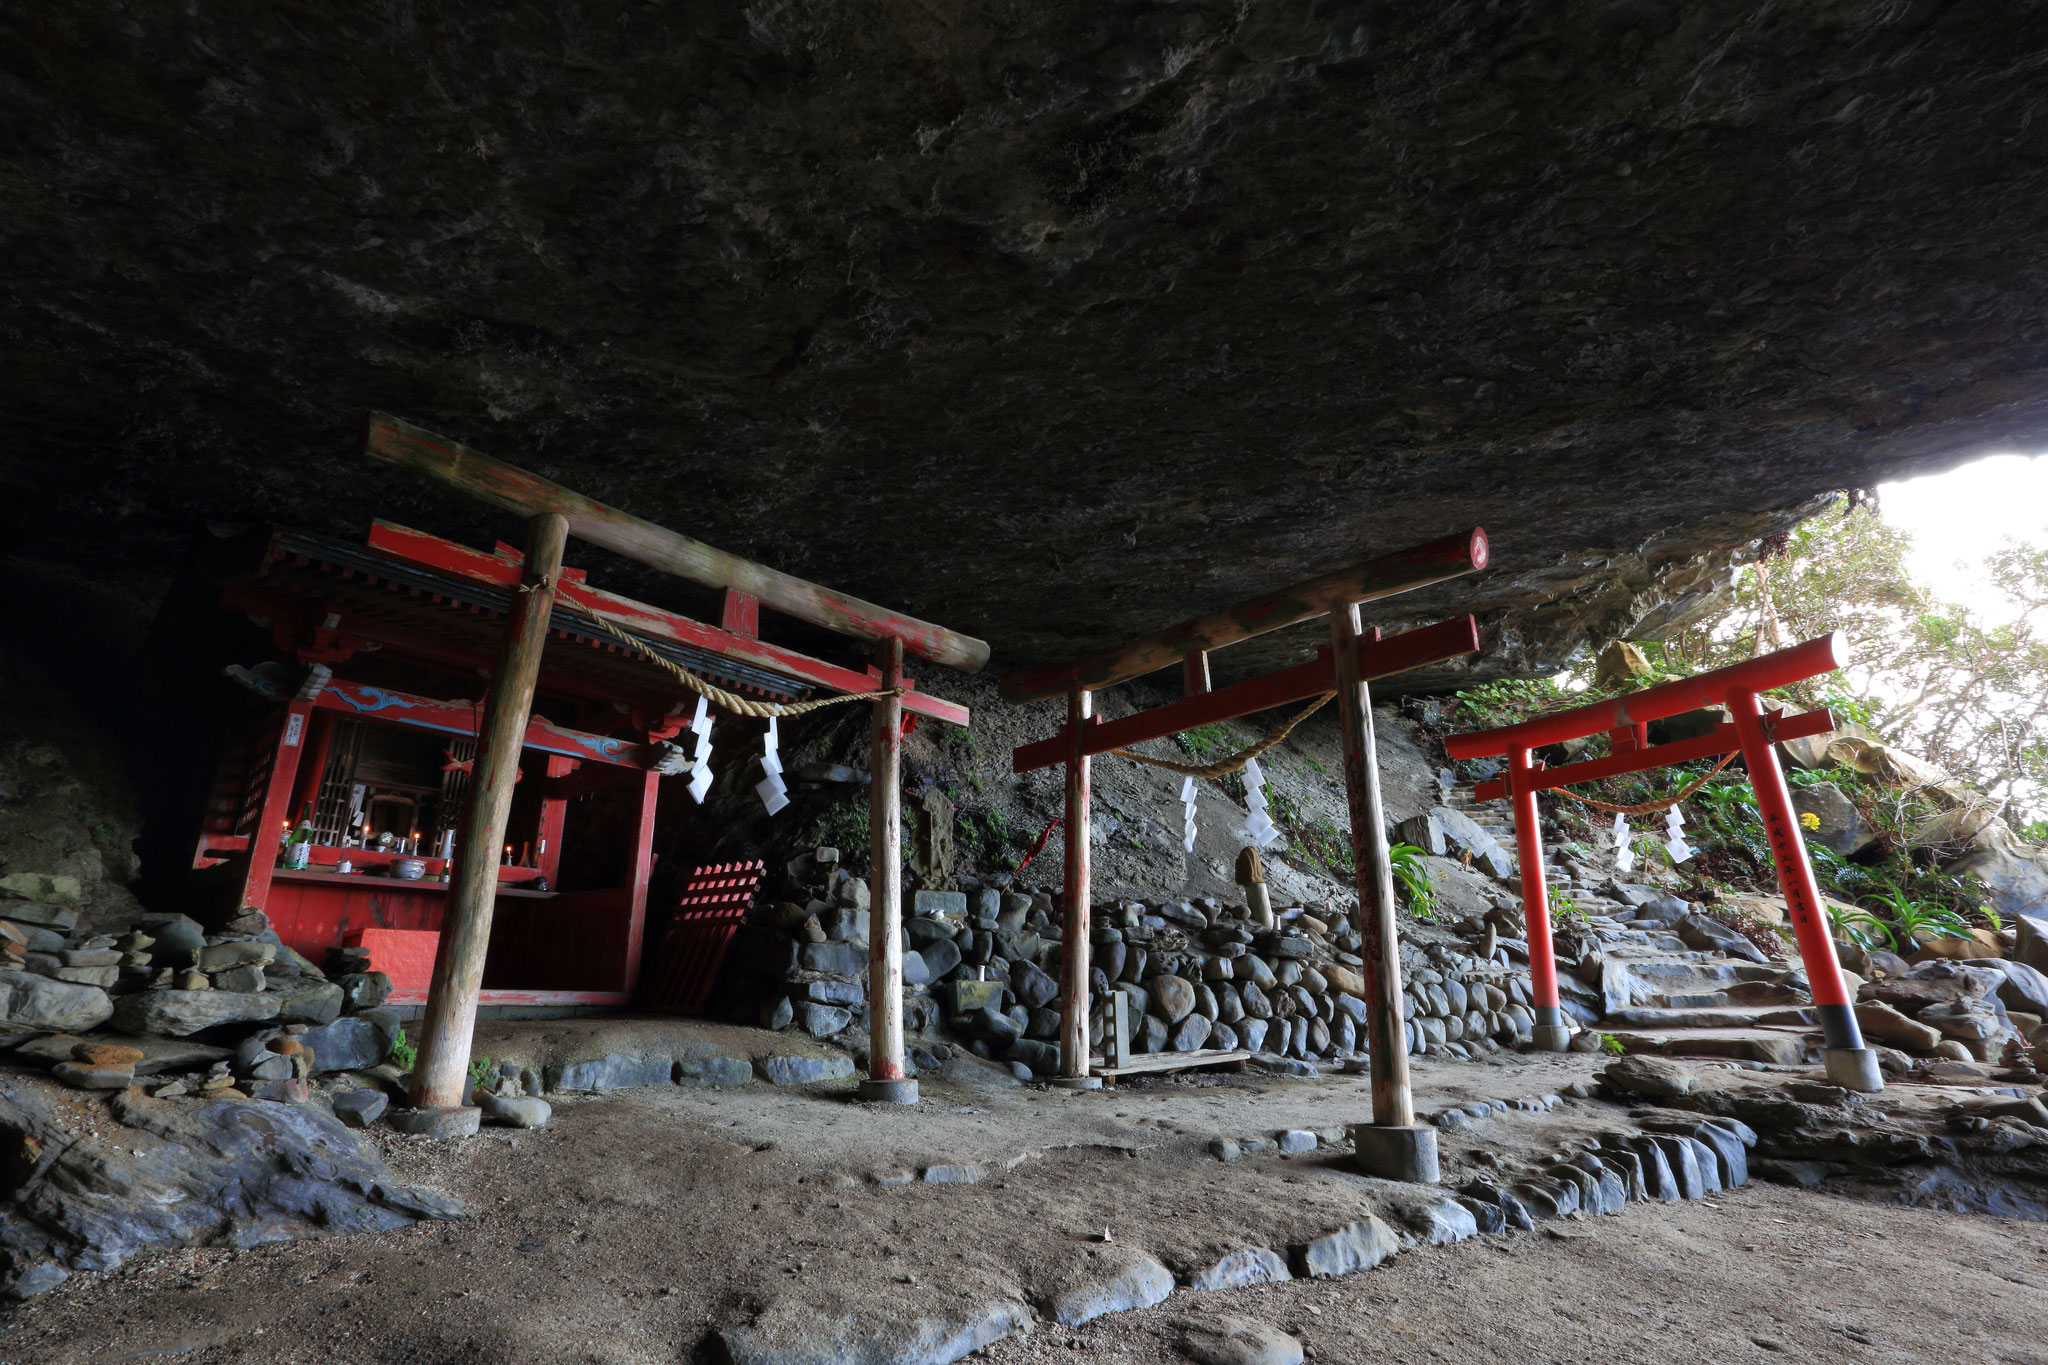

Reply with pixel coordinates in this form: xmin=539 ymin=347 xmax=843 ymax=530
xmin=236 ymin=699 xmax=315 ymax=921
xmin=410 ymin=511 xmax=568 ymax=1114
xmin=620 ymin=768 xmax=661 ymax=995
xmin=860 ymin=637 xmax=915 ymax=1103
xmin=1182 ymin=651 xmax=1211 ymax=696
xmin=1508 ymin=745 xmax=1569 ymax=1052
xmin=1334 ymin=603 xmax=1437 ymax=1182
xmin=1053 ymin=685 xmax=1101 ymax=1088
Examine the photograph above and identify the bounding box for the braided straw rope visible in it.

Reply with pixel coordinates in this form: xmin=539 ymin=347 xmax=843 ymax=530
xmin=1546 ymin=748 xmax=1738 ymax=816
xmin=529 ymin=579 xmax=904 ymax=718
xmin=1108 ymin=692 xmax=1336 ymax=779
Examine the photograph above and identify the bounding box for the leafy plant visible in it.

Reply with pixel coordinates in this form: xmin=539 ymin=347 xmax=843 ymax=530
xmin=1549 ymin=887 xmax=1587 ymax=927
xmin=390 ymin=1026 xmax=417 ymax=1072
xmin=1594 ymin=1031 xmax=1626 ymax=1056
xmin=1859 ymin=882 xmax=1975 ymax=953
xmin=1389 ymin=842 xmax=1437 ymax=921
xmin=1176 ymin=723 xmax=1235 ymax=761
xmin=468 ymin=1054 xmax=496 ymax=1090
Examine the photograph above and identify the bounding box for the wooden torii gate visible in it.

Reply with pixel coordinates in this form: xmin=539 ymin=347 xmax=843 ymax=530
xmin=363 ymin=413 xmax=988 ymax=1118
xmin=1002 ymin=530 xmax=1490 ymax=1183
xmin=1444 ymin=633 xmax=1883 ymax=1092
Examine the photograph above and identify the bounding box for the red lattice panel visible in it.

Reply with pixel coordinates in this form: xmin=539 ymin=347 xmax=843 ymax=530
xmin=643 ymin=860 xmax=765 ymax=1015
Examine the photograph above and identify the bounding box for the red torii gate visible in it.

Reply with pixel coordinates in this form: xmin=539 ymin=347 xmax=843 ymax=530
xmin=1003 ymin=529 xmax=1491 ymax=1183
xmin=1443 ymin=633 xmax=1883 ymax=1093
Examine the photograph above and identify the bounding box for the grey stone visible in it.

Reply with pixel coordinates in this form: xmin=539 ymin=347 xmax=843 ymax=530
xmin=901 ymin=951 xmax=932 ymax=987
xmin=1649 ymin=1135 xmax=1705 ymax=1199
xmin=1186 ymin=1247 xmax=1292 ymax=1292
xmin=1506 ymin=1178 xmax=1576 ymax=1220
xmin=476 ymin=1090 xmax=552 ymax=1128
xmin=969 ymin=1005 xmax=1020 ymax=1044
xmin=920 ymin=1162 xmax=984 ymax=1184
xmin=46 ymin=964 xmax=117 ymax=987
xmin=1276 ymin=1129 xmax=1317 ymax=1154
xmin=1455 ymin=1196 xmax=1508 ymax=1235
xmin=0 ymin=969 xmax=111 ymax=1033
xmin=273 ymin=979 xmax=343 ymax=1024
xmin=709 ymin=1296 xmax=1029 ymax=1365
xmin=211 ymin=964 xmax=265 ymax=994
xmin=1177 ymin=1315 xmax=1304 ymax=1365
xmin=675 ymin=1055 xmax=753 ymax=1087
xmin=761 ymin=995 xmax=795 ymax=1031
xmin=1014 ymin=960 xmax=1058 ymax=1009
xmin=339 ymin=972 xmax=390 ymax=1012
xmin=331 ymin=1089 xmax=388 ymax=1127
xmin=1980 ymin=957 xmax=2048 ymax=1018
xmin=823 ymin=906 xmax=869 ymax=943
xmin=1400 ymin=1198 xmax=1478 ymax=1244
xmin=0 ymin=902 xmax=77 ymax=932
xmin=194 ymin=940 xmax=274 ymax=971
xmin=1045 ymin=1247 xmax=1175 ymax=1326
xmin=920 ymin=937 xmax=963 ymax=979
xmin=1628 ymin=1139 xmax=1681 ymax=1201
xmin=1171 ymin=1013 xmax=1213 ymax=1052
xmin=1240 ymin=956 xmax=1278 ymax=990
xmin=111 ymin=988 xmax=275 ymax=1037
xmin=1601 ymin=1054 xmax=1697 ymax=1097
xmin=300 ymin=1012 xmax=399 ymax=1073
xmin=796 ymin=1002 xmax=853 ymax=1037
xmin=1238 ymin=982 xmax=1272 ymax=1019
xmin=385 ymin=1107 xmax=482 ymax=1139
xmin=144 ymin=916 xmax=205 ymax=957
xmin=798 ymin=942 xmax=867 ymax=976
xmin=913 ymin=889 xmax=968 ymax=919
xmin=1293 ymin=1215 xmax=1400 ymax=1278
xmin=0 ymin=1081 xmax=460 ymax=1298
xmin=545 ymin=1053 xmax=674 ymax=1092
xmin=756 ymin=1054 xmax=856 ymax=1086
xmin=805 ymin=978 xmax=865 ymax=1007
xmin=1207 ymin=1138 xmax=1241 ymax=1162
xmin=1010 ymin=1039 xmax=1059 ymax=1074
xmin=1687 ymin=1137 xmax=1724 ymax=1193
xmin=1237 ymin=1018 xmax=1268 ymax=1053
xmin=1675 ymin=913 xmax=1769 ymax=964
xmin=51 ymin=1060 xmax=132 ymax=1089
xmin=1791 ymin=782 xmax=1878 ymax=856
xmin=1690 ymin=1123 xmax=1749 ymax=1187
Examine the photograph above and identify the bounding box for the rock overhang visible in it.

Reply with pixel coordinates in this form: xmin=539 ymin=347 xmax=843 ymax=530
xmin=5 ymin=3 xmax=2047 ymax=682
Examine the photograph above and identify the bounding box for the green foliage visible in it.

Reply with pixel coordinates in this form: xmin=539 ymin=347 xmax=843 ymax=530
xmin=813 ymin=798 xmax=872 ymax=861
xmin=1549 ymin=886 xmax=1586 ymax=927
xmin=1389 ymin=842 xmax=1437 ymax=922
xmin=390 ymin=1027 xmax=417 ymax=1072
xmin=1450 ymin=677 xmax=1566 ymax=729
xmin=468 ymin=1054 xmax=496 ymax=1090
xmin=1176 ymin=723 xmax=1236 ymax=761
xmin=1857 ymin=882 xmax=1976 ymax=953
xmin=957 ymin=807 xmax=1024 ymax=864
xmin=1651 ymin=501 xmax=2048 ymax=824
xmin=1593 ymin=1031 xmax=1627 ymax=1056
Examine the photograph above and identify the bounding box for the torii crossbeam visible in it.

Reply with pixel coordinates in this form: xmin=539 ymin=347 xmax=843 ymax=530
xmin=1003 ymin=529 xmax=1490 ymax=1184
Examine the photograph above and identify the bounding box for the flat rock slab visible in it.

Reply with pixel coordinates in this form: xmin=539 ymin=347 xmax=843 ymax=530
xmin=1045 ymin=1246 xmax=1176 ymax=1326
xmin=1177 ymin=1314 xmax=1304 ymax=1365
xmin=756 ymin=1055 xmax=855 ymax=1086
xmin=1293 ymin=1214 xmax=1401 ymax=1279
xmin=386 ymin=1106 xmax=482 ymax=1139
xmin=675 ymin=1055 xmax=752 ymax=1087
xmin=110 ymin=989 xmax=276 ymax=1037
xmin=709 ymin=1297 xmax=1029 ymax=1365
xmin=0 ymin=1073 xmax=461 ymax=1298
xmin=545 ymin=1053 xmax=674 ymax=1093
xmin=0 ymin=970 xmax=112 ymax=1033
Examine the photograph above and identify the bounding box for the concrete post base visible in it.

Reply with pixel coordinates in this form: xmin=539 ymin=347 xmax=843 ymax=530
xmin=858 ymin=1078 xmax=919 ymax=1104
xmin=386 ymin=1106 xmax=482 ymax=1140
xmin=1049 ymin=1075 xmax=1104 ymax=1090
xmin=1823 ymin=1047 xmax=1884 ymax=1093
xmin=1529 ymin=1024 xmax=1572 ymax=1053
xmin=1349 ymin=1123 xmax=1440 ymax=1184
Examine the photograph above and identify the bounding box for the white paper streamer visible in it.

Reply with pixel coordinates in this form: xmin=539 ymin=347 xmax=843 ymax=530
xmin=1664 ymin=806 xmax=1693 ymax=862
xmin=686 ymin=700 xmax=715 ymax=805
xmin=1612 ymin=810 xmax=1636 ymax=874
xmin=1180 ymin=775 xmax=1199 ymax=852
xmin=1242 ymin=759 xmax=1281 ymax=848
xmin=756 ymin=717 xmax=787 ymax=814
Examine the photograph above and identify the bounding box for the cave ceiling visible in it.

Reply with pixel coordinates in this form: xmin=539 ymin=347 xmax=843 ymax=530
xmin=6 ymin=2 xmax=2048 ymax=692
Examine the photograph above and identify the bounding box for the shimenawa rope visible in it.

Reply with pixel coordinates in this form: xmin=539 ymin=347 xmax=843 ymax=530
xmin=1107 ymin=692 xmax=1336 ymax=779
xmin=523 ymin=576 xmax=904 ymax=719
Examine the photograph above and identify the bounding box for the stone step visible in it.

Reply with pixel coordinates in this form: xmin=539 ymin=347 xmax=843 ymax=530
xmin=1603 ymin=1004 xmax=1814 ymax=1029
xmin=1605 ymin=1025 xmax=1815 ymax=1067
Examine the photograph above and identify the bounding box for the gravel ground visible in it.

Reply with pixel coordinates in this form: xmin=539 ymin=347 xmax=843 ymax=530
xmin=3 ymin=1049 xmax=2044 ymax=1365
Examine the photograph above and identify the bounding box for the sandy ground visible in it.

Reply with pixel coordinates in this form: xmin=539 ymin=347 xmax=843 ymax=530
xmin=4 ymin=1048 xmax=2046 ymax=1365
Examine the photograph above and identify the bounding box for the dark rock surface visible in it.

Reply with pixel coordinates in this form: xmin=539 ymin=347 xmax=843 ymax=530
xmin=0 ymin=1074 xmax=462 ymax=1298
xmin=6 ymin=5 xmax=2047 ymax=678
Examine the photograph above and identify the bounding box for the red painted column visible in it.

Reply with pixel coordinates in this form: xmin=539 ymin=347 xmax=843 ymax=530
xmin=1727 ymin=688 xmax=1879 ymax=1089
xmin=237 ymin=699 xmax=316 ymax=918
xmin=1507 ymin=744 xmax=1570 ymax=1051
xmin=1053 ymin=686 xmax=1100 ymax=1088
xmin=620 ymin=768 xmax=660 ymax=996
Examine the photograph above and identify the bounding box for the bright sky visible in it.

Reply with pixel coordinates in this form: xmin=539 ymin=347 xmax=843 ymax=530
xmin=1877 ymin=452 xmax=2048 ymax=620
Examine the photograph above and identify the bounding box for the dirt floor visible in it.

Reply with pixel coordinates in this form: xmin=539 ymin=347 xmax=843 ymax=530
xmin=5 ymin=1046 xmax=2047 ymax=1365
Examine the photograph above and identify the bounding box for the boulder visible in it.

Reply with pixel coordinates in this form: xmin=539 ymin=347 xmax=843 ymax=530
xmin=1853 ymin=1001 xmax=1942 ymax=1051
xmin=0 ymin=1079 xmax=460 ymax=1300
xmin=300 ymin=1011 xmax=400 ymax=1072
xmin=1177 ymin=1315 xmax=1305 ymax=1365
xmin=1293 ymin=1216 xmax=1400 ymax=1279
xmin=1979 ymin=958 xmax=2048 ymax=1018
xmin=2018 ymin=915 xmax=2048 ymax=975
xmin=1601 ymin=1055 xmax=1697 ymax=1098
xmin=1044 ymin=1247 xmax=1175 ymax=1327
xmin=0 ymin=970 xmax=113 ymax=1032
xmin=1013 ymin=960 xmax=1058 ymax=1009
xmin=920 ymin=937 xmax=962 ymax=979
xmin=1789 ymin=782 xmax=1877 ymax=857
xmin=796 ymin=1002 xmax=852 ymax=1038
xmin=754 ymin=1054 xmax=855 ymax=1086
xmin=112 ymin=988 xmax=278 ymax=1037
xmin=1675 ymin=914 xmax=1768 ymax=964
xmin=1148 ymin=974 xmax=1197 ymax=1023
